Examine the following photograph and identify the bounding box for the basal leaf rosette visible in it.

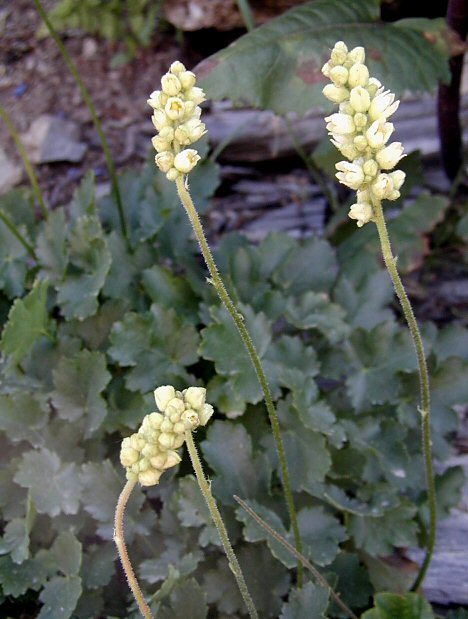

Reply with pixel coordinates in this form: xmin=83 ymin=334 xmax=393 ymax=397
xmin=120 ymin=385 xmax=213 ymax=486
xmin=322 ymin=41 xmax=406 ymax=227
xmin=148 ymin=62 xmax=207 ymax=180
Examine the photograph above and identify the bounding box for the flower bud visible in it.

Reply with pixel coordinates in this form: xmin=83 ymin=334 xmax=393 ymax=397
xmin=375 ymin=142 xmax=405 ymax=170
xmin=185 ymin=86 xmax=206 ymax=105
xmin=166 ymin=397 xmax=185 ymax=415
xmin=165 ymin=97 xmax=185 ymax=120
xmin=161 ymin=73 xmax=182 ymax=96
xmin=329 ymin=66 xmax=349 ymax=86
xmin=147 ymin=90 xmax=163 ymax=109
xmin=389 ymin=170 xmax=406 ymax=191
xmin=353 ymin=135 xmax=368 ymax=151
xmin=163 ymin=451 xmax=182 ymax=469
xmin=366 ymin=78 xmax=381 ymax=97
xmin=353 ymin=112 xmax=367 ymax=129
xmin=154 ymin=385 xmax=176 ymax=411
xmin=325 ymin=113 xmax=355 ymax=135
xmin=349 ymin=86 xmax=371 ymax=113
xmin=170 ymin=61 xmax=186 ymax=74
xmin=348 ymin=46 xmax=365 ymax=65
xmin=348 ymin=202 xmax=373 ymax=227
xmin=348 ymin=63 xmax=369 ymax=88
xmin=160 ymin=419 xmax=173 ymax=433
xmin=371 ymin=173 xmax=394 ymax=199
xmin=158 ymin=432 xmax=175 ymax=449
xmin=175 ymin=118 xmax=206 ymax=145
xmin=363 ymin=159 xmax=378 ymax=177
xmin=322 ymin=84 xmax=349 ymax=104
xmin=184 ymin=386 xmax=206 ymax=411
xmin=199 ymin=403 xmax=214 ymax=426
xmin=139 ymin=469 xmax=162 ymax=486
xmin=166 ymin=168 xmax=180 ymax=181
xmin=152 ymin=109 xmax=170 ymax=131
xmin=179 ymin=70 xmax=196 ymax=90
xmin=321 ymin=62 xmax=331 ymax=77
xmin=330 ymin=41 xmax=348 ymax=65
xmin=181 ymin=409 xmax=200 ymax=430
xmin=173 ymin=435 xmax=185 ymax=449
xmin=155 ymin=151 xmax=174 ymax=174
xmin=174 ymin=149 xmax=201 ymax=174
xmin=335 ymin=161 xmax=364 ymax=190
xmin=173 ymin=422 xmax=186 ymax=434
xmin=120 ymin=445 xmax=139 ymax=467
xmin=152 ymin=135 xmax=171 ymax=152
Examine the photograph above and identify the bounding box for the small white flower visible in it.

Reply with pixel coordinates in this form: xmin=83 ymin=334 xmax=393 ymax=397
xmin=139 ymin=469 xmax=162 ymax=486
xmin=353 ymin=112 xmax=368 ymax=130
xmin=371 ymin=173 xmax=394 ymax=199
xmin=335 ymin=161 xmax=365 ymax=190
xmin=325 ymin=113 xmax=355 ymax=135
xmin=330 ymin=41 xmax=348 ymax=65
xmin=321 ymin=62 xmax=331 ymax=77
xmin=353 ymin=135 xmax=368 ymax=152
xmin=162 ymin=451 xmax=182 ymax=469
xmin=165 ymin=96 xmax=186 ymax=120
xmin=185 ymin=86 xmax=206 ymax=105
xmin=161 ymin=73 xmax=182 ymax=96
xmin=348 ymin=46 xmax=365 ymax=64
xmin=375 ymin=142 xmax=405 ymax=170
xmin=152 ymin=109 xmax=170 ymax=131
xmin=322 ymin=84 xmax=349 ymax=104
xmin=348 ymin=202 xmax=373 ymax=227
xmin=368 ymin=90 xmax=399 ymax=121
xmin=170 ymin=60 xmax=186 ymax=74
xmin=154 ymin=385 xmax=176 ymax=411
xmin=365 ymin=120 xmax=394 ymax=149
xmin=179 ymin=70 xmax=197 ymax=90
xmin=175 ymin=118 xmax=206 ymax=145
xmin=389 ymin=169 xmax=406 ymax=190
xmin=181 ymin=409 xmax=200 ymax=430
xmin=199 ymin=403 xmax=214 ymax=426
xmin=329 ymin=65 xmax=349 ymax=86
xmin=184 ymin=386 xmax=206 ymax=411
xmin=155 ymin=151 xmax=174 ymax=173
xmin=152 ymin=135 xmax=171 ymax=152
xmin=363 ymin=159 xmax=378 ymax=177
xmin=147 ymin=90 xmax=163 ymax=109
xmin=349 ymin=86 xmax=371 ymax=113
xmin=174 ymin=149 xmax=201 ymax=173
xmin=120 ymin=445 xmax=139 ymax=467
xmin=348 ymin=63 xmax=369 ymax=88
xmin=166 ymin=168 xmax=180 ymax=181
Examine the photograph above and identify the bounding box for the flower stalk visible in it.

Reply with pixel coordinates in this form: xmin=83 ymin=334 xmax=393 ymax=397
xmin=322 ymin=41 xmax=436 ymax=589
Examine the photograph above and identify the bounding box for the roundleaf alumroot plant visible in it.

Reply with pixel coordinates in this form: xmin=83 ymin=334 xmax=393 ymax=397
xmin=114 ymin=385 xmax=258 ymax=619
xmin=148 ymin=62 xmax=304 ymax=582
xmin=322 ymin=41 xmax=436 ymax=590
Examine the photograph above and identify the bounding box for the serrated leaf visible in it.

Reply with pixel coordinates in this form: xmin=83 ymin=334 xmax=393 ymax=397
xmin=0 ymin=391 xmax=49 ymax=446
xmin=38 ymin=575 xmax=82 ymax=619
xmin=174 ymin=476 xmax=219 ymax=547
xmin=36 ymin=209 xmax=69 ymax=283
xmin=0 ymin=518 xmax=30 ymax=564
xmin=345 ymin=322 xmax=417 ymax=411
xmin=142 ymin=265 xmax=199 ymax=321
xmin=51 ymin=350 xmax=111 ymax=437
xmin=434 ymin=466 xmax=465 ymax=520
xmin=280 ymin=581 xmax=329 ymax=619
xmin=0 ymin=279 xmax=50 ymax=364
xmin=328 ymin=552 xmax=373 ymax=612
xmin=108 ymin=305 xmax=199 ymax=392
xmin=49 ymin=532 xmax=82 ymax=576
xmin=69 ymin=171 xmax=96 ymax=219
xmin=0 ymin=201 xmax=30 ymax=298
xmin=0 ymin=554 xmax=48 ymax=596
xmin=158 ymin=577 xmax=208 ymax=619
xmin=56 ymin=215 xmax=111 ymax=320
xmin=285 ymin=291 xmax=349 ymax=344
xmin=197 ymin=0 xmax=449 ymax=116
xmin=81 ymin=543 xmax=116 ymax=589
xmin=362 ymin=592 xmax=434 ymax=619
xmin=432 ymin=324 xmax=468 ymax=362
xmin=201 ymin=421 xmax=271 ymax=506
xmin=14 ymin=448 xmax=81 ymax=517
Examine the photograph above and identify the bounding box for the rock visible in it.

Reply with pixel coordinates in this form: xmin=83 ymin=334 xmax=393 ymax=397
xmin=20 ymin=114 xmax=87 ymax=164
xmin=82 ymin=38 xmax=98 ymax=59
xmin=0 ymin=147 xmax=22 ymax=195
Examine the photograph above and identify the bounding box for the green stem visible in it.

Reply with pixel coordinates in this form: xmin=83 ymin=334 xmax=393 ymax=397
xmin=185 ymin=432 xmax=258 ymax=619
xmin=114 ymin=479 xmax=154 ymax=619
xmin=175 ymin=176 xmax=303 ymax=586
xmin=234 ymin=496 xmax=358 ymax=619
xmin=0 ymin=211 xmax=35 ymax=257
xmin=33 ymin=0 xmax=129 ymax=244
xmin=0 ymin=103 xmax=48 ymax=219
xmin=372 ymin=199 xmax=436 ymax=590
xmin=235 ymin=0 xmax=255 ymax=31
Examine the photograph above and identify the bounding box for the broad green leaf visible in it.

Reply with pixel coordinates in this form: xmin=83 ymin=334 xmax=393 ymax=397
xmin=174 ymin=476 xmax=219 ymax=547
xmin=362 ymin=592 xmax=434 ymax=619
xmin=432 ymin=324 xmax=468 ymax=362
xmin=0 ymin=518 xmax=30 ymax=564
xmin=285 ymin=291 xmax=349 ymax=343
xmin=197 ymin=0 xmax=449 ymax=116
xmin=434 ymin=466 xmax=465 ymax=519
xmin=0 ymin=554 xmax=48 ymax=596
xmin=0 ymin=200 xmax=30 ymax=298
xmin=36 ymin=209 xmax=69 ymax=283
xmin=328 ymin=552 xmax=373 ymax=612
xmin=142 ymin=265 xmax=199 ymax=321
xmin=56 ymin=216 xmax=111 ymax=320
xmin=38 ymin=575 xmax=82 ymax=619
xmin=49 ymin=532 xmax=82 ymax=576
xmin=0 ymin=392 xmax=49 ymax=446
xmin=65 ymin=299 xmax=127 ymax=351
xmin=51 ymin=350 xmax=111 ymax=437
xmin=14 ymin=448 xmax=81 ymax=517
xmin=81 ymin=543 xmax=116 ymax=590
xmin=280 ymin=581 xmax=329 ymax=619
xmin=108 ymin=305 xmax=199 ymax=392
xmin=0 ymin=279 xmax=50 ymax=364
xmin=69 ymin=171 xmax=96 ymax=219
xmin=345 ymin=322 xmax=417 ymax=411
xmin=264 ymin=335 xmax=319 ymax=393
xmin=158 ymin=578 xmax=208 ymax=619
xmin=201 ymin=421 xmax=271 ymax=506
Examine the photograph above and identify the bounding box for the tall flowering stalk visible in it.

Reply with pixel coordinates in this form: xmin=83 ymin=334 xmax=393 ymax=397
xmin=148 ymin=62 xmax=304 ymax=585
xmin=115 ymin=386 xmax=258 ymax=619
xmin=322 ymin=41 xmax=436 ymax=590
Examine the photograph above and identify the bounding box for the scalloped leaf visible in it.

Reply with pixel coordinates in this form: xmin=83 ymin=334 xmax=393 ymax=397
xmin=197 ymin=0 xmax=449 ymax=116
xmin=362 ymin=592 xmax=434 ymax=619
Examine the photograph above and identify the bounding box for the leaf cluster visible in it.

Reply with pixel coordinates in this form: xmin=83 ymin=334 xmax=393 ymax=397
xmin=0 ymin=156 xmax=465 ymax=617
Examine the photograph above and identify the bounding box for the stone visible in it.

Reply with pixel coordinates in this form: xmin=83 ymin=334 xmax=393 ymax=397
xmin=20 ymin=114 xmax=87 ymax=164
xmin=0 ymin=147 xmax=22 ymax=195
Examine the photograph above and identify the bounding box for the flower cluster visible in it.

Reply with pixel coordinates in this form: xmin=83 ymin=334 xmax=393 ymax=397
xmin=148 ymin=61 xmax=206 ymax=180
xmin=120 ymin=385 xmax=214 ymax=486
xmin=322 ymin=41 xmax=406 ymax=227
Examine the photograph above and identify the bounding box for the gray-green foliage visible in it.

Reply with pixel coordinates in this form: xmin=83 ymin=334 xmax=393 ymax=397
xmin=0 ymin=159 xmax=466 ymax=618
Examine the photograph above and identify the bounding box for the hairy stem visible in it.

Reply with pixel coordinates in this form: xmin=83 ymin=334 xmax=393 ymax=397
xmin=114 ymin=479 xmax=154 ymax=619
xmin=0 ymin=103 xmax=48 ymax=219
xmin=234 ymin=496 xmax=358 ymax=619
xmin=185 ymin=432 xmax=258 ymax=619
xmin=372 ymin=199 xmax=436 ymax=590
xmin=175 ymin=176 xmax=303 ymax=585
xmin=33 ymin=0 xmax=129 ymax=244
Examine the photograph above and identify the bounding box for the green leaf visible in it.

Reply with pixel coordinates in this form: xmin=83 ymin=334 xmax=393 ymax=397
xmin=361 ymin=592 xmax=434 ymax=619
xmin=0 ymin=518 xmax=30 ymax=564
xmin=0 ymin=279 xmax=50 ymax=364
xmin=434 ymin=466 xmax=465 ymax=520
xmin=201 ymin=421 xmax=271 ymax=506
xmin=432 ymin=324 xmax=468 ymax=362
xmin=49 ymin=532 xmax=82 ymax=576
xmin=14 ymin=448 xmax=82 ymax=517
xmin=0 ymin=554 xmax=48 ymax=596
xmin=81 ymin=543 xmax=116 ymax=590
xmin=51 ymin=350 xmax=111 ymax=437
xmin=38 ymin=575 xmax=82 ymax=619
xmin=0 ymin=391 xmax=49 ymax=446
xmin=36 ymin=209 xmax=69 ymax=283
xmin=280 ymin=581 xmax=329 ymax=619
xmin=158 ymin=577 xmax=208 ymax=619
xmin=69 ymin=171 xmax=96 ymax=218
xmin=174 ymin=476 xmax=219 ymax=547
xmin=328 ymin=552 xmax=373 ymax=612
xmin=345 ymin=322 xmax=418 ymax=411
xmin=0 ymin=201 xmax=30 ymax=298
xmin=108 ymin=305 xmax=199 ymax=392
xmin=56 ymin=216 xmax=111 ymax=320
xmin=142 ymin=265 xmax=199 ymax=321
xmin=197 ymin=0 xmax=448 ymax=116
xmin=285 ymin=291 xmax=349 ymax=344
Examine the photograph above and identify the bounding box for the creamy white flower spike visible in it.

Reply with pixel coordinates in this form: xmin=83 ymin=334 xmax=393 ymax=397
xmin=149 ymin=62 xmax=206 ymax=180
xmin=120 ymin=385 xmax=214 ymax=486
xmin=322 ymin=41 xmax=406 ymax=227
